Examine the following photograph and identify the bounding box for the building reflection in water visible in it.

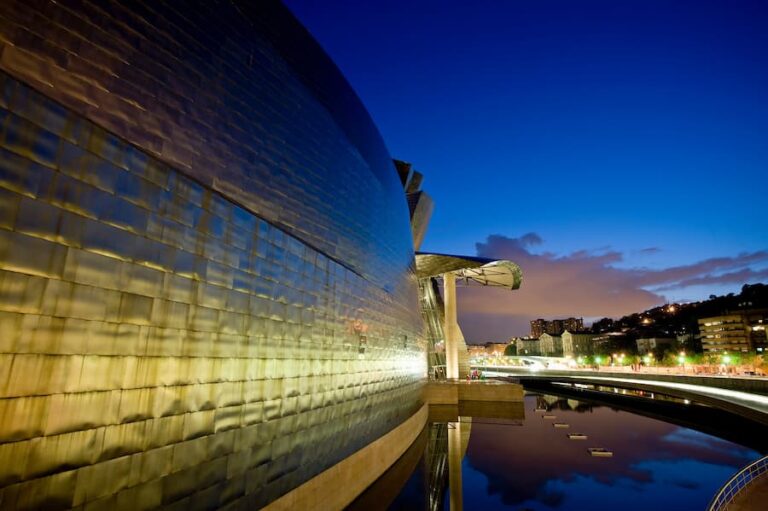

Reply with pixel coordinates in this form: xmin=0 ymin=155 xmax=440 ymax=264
xmin=535 ymin=394 xmax=595 ymax=413
xmin=350 ymin=392 xmax=765 ymax=511
xmin=348 ymin=401 xmax=525 ymax=511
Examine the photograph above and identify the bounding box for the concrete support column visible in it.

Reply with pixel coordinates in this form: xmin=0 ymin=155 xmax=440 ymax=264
xmin=448 ymin=422 xmax=464 ymax=511
xmin=444 ymin=272 xmax=459 ymax=380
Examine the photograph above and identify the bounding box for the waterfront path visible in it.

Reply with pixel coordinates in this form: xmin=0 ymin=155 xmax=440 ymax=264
xmin=727 ymin=477 xmax=768 ymax=511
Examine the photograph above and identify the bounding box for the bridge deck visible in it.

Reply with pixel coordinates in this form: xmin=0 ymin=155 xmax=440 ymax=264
xmin=572 ymin=375 xmax=768 ymax=415
xmin=473 ymin=366 xmax=768 ymax=425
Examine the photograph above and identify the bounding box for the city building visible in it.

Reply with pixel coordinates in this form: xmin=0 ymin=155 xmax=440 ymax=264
xmin=466 ymin=342 xmax=508 ymax=358
xmin=468 ymin=345 xmax=488 ymax=358
xmin=636 ymin=337 xmax=677 ymax=355
xmin=516 ymin=337 xmax=541 ymax=356
xmin=699 ymin=310 xmax=768 ymax=353
xmin=539 ymin=333 xmax=563 ymax=356
xmin=530 ymin=319 xmax=548 ymax=338
xmin=530 ymin=317 xmax=584 ymax=337
xmin=484 ymin=342 xmax=509 ymax=356
xmin=562 ymin=330 xmax=597 ymax=357
xmin=559 ymin=317 xmax=585 ymax=333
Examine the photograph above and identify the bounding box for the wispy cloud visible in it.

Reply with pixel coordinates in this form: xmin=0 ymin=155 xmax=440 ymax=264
xmin=457 ymin=233 xmax=768 ymax=339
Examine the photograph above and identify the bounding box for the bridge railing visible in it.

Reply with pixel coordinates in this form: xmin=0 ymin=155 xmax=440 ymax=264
xmin=708 ymin=454 xmax=768 ymax=511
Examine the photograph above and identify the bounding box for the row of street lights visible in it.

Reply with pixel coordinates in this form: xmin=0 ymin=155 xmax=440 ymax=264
xmin=573 ymin=351 xmax=736 ymax=368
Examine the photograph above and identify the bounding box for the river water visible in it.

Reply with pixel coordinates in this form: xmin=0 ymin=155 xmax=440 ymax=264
xmin=355 ymin=391 xmax=763 ymax=511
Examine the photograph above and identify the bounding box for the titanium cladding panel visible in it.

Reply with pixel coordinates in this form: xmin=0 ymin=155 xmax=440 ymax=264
xmin=0 ymin=0 xmax=415 ymax=292
xmin=0 ymin=1 xmax=426 ymax=509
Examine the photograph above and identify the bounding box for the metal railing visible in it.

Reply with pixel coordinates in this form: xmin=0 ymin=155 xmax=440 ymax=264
xmin=708 ymin=454 xmax=768 ymax=510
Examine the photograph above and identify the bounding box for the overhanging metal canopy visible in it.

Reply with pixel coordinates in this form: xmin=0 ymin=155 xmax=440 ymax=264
xmin=415 ymin=252 xmax=523 ymax=290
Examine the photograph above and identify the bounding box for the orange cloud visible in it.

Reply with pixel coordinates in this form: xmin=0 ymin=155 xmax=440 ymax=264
xmin=456 ymin=234 xmax=768 ymax=340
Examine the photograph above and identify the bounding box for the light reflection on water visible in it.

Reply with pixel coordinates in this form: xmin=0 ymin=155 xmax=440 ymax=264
xmin=377 ymin=393 xmax=761 ymax=511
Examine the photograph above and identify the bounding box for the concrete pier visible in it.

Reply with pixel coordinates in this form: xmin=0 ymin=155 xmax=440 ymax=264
xmin=443 ymin=272 xmax=459 ymax=379
xmin=424 ymin=380 xmax=525 ymax=405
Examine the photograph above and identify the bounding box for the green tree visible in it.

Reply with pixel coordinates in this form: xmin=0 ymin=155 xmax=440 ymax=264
xmin=504 ymin=343 xmax=516 ymax=356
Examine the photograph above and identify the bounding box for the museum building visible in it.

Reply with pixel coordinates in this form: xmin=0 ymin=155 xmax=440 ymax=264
xmin=0 ymin=1 xmax=428 ymax=508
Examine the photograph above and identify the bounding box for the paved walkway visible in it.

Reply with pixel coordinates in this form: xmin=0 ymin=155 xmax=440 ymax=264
xmin=727 ymin=475 xmax=768 ymax=511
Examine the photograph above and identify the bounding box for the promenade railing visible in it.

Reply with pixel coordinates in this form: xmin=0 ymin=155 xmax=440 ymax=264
xmin=707 ymin=454 xmax=768 ymax=511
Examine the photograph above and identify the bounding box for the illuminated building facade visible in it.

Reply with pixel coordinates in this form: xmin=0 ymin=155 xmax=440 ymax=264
xmin=530 ymin=319 xmax=547 ymax=338
xmin=530 ymin=317 xmax=583 ymax=337
xmin=699 ymin=310 xmax=768 ymax=353
xmin=561 ymin=330 xmax=597 ymax=357
xmin=539 ymin=333 xmax=563 ymax=356
xmin=516 ymin=337 xmax=541 ymax=356
xmin=561 ymin=317 xmax=585 ymax=334
xmin=0 ymin=1 xmax=427 ymax=508
xmin=483 ymin=342 xmax=509 ymax=356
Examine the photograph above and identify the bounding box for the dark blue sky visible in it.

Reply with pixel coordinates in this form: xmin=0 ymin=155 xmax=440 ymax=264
xmin=285 ymin=0 xmax=768 ymax=336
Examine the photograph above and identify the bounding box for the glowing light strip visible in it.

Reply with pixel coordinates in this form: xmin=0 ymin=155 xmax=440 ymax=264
xmin=575 ymin=376 xmax=768 ymax=412
xmin=475 ymin=366 xmax=768 ymax=414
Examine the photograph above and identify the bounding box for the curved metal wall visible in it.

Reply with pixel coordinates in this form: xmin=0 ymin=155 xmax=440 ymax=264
xmin=0 ymin=0 xmax=415 ymax=292
xmin=0 ymin=1 xmax=426 ymax=509
xmin=0 ymin=69 xmax=425 ymax=510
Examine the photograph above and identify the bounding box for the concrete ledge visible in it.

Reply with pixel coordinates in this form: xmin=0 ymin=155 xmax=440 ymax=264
xmin=458 ymin=381 xmax=524 ymax=402
xmin=263 ymin=403 xmax=428 ymax=511
xmin=429 ymin=401 xmax=525 ymax=422
xmin=424 ymin=380 xmax=524 ymax=405
xmin=424 ymin=381 xmax=459 ymax=404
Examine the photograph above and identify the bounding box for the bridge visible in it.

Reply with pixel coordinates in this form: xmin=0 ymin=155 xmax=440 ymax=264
xmin=471 ymin=365 xmax=768 ymax=426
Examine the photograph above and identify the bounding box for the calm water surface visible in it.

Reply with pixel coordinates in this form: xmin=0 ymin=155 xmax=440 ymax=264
xmin=383 ymin=393 xmax=761 ymax=511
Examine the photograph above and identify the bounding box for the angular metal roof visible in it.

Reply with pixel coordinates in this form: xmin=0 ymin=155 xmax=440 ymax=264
xmin=415 ymin=252 xmax=523 ymax=290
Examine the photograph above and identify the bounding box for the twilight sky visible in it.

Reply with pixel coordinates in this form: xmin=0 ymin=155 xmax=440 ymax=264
xmin=284 ymin=0 xmax=768 ymax=340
